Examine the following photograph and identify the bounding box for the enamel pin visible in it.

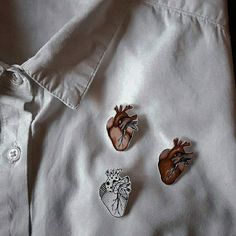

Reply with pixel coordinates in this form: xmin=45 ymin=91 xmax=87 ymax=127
xmin=106 ymin=105 xmax=138 ymax=151
xmin=99 ymin=169 xmax=132 ymax=218
xmin=158 ymin=138 xmax=193 ymax=185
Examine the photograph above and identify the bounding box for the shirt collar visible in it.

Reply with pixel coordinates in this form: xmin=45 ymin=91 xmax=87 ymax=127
xmin=20 ymin=0 xmax=130 ymax=110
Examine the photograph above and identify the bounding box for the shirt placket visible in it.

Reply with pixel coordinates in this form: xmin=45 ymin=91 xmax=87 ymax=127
xmin=0 ymin=65 xmax=33 ymax=236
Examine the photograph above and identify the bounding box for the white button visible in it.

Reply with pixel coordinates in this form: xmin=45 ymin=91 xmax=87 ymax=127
xmin=8 ymin=146 xmax=21 ymax=163
xmin=11 ymin=73 xmax=23 ymax=85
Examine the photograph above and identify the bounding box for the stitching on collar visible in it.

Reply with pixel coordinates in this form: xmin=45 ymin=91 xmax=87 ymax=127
xmin=143 ymin=0 xmax=227 ymax=30
xmin=22 ymin=68 xmax=78 ymax=109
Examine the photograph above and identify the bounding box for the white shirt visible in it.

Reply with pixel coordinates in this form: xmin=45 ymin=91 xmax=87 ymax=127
xmin=0 ymin=0 xmax=235 ymax=235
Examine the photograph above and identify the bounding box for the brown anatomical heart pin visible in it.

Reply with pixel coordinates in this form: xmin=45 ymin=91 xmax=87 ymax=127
xmin=106 ymin=105 xmax=138 ymax=151
xmin=158 ymin=138 xmax=194 ymax=185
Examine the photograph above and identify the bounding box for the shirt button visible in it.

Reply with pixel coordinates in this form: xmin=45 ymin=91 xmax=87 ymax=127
xmin=11 ymin=73 xmax=23 ymax=86
xmin=7 ymin=146 xmax=21 ymax=163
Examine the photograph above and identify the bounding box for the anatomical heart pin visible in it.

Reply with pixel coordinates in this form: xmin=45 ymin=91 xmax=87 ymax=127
xmin=99 ymin=169 xmax=132 ymax=218
xmin=106 ymin=105 xmax=138 ymax=151
xmin=158 ymin=138 xmax=194 ymax=185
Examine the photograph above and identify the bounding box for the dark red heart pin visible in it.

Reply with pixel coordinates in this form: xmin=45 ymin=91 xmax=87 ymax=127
xmin=158 ymin=138 xmax=193 ymax=185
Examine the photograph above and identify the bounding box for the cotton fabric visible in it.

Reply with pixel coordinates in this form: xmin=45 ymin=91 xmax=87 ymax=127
xmin=0 ymin=0 xmax=235 ymax=235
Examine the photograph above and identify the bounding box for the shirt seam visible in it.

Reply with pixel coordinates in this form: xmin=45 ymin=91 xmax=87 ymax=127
xmin=0 ymin=108 xmax=5 ymax=144
xmin=22 ymin=69 xmax=78 ymax=109
xmin=143 ymin=0 xmax=227 ymax=31
xmin=74 ymin=4 xmax=131 ymax=110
